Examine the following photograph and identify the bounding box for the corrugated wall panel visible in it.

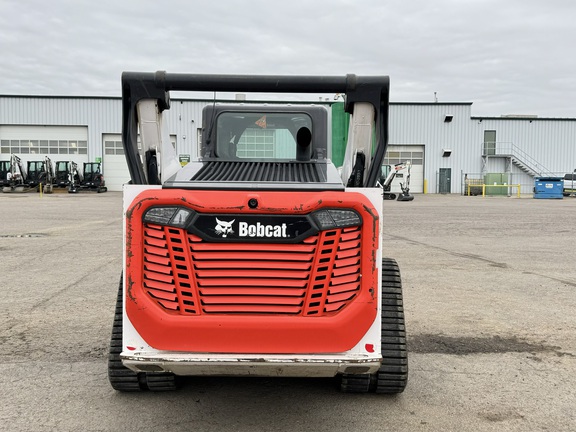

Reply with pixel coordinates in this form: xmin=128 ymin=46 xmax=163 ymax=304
xmin=163 ymin=100 xmax=208 ymax=158
xmin=390 ymin=103 xmax=481 ymax=193
xmin=0 ymin=97 xmax=124 ymax=162
xmin=2 ymin=96 xmax=576 ymax=194
xmin=479 ymin=118 xmax=576 ymax=175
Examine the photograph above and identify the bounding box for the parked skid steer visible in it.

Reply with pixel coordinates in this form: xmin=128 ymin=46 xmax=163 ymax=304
xmin=108 ymin=72 xmax=408 ymax=394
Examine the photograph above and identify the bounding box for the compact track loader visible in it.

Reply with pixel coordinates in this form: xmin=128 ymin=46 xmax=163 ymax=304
xmin=108 ymin=72 xmax=408 ymax=394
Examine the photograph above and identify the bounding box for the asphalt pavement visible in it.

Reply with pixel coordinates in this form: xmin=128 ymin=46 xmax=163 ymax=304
xmin=0 ymin=191 xmax=575 ymax=431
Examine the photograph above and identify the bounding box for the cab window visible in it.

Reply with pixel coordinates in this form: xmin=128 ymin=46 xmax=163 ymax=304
xmin=215 ymin=112 xmax=312 ymax=159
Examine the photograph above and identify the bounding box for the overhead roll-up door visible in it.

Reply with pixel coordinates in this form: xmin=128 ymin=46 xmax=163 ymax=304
xmin=383 ymin=145 xmax=425 ymax=193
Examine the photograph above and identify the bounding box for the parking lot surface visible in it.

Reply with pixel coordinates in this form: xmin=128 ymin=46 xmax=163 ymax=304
xmin=0 ymin=191 xmax=575 ymax=431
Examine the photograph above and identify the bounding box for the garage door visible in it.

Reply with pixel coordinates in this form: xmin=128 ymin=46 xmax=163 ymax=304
xmin=103 ymin=134 xmax=178 ymax=192
xmin=103 ymin=135 xmax=130 ymax=192
xmin=0 ymin=125 xmax=89 ymax=167
xmin=383 ymin=145 xmax=424 ymax=193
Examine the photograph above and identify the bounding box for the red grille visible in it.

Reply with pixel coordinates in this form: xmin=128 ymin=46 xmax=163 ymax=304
xmin=142 ymin=223 xmax=362 ymax=316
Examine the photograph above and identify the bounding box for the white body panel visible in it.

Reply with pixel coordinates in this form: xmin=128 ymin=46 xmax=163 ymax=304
xmin=339 ymin=103 xmax=375 ymax=185
xmin=136 ymin=101 xmax=182 ymax=183
xmin=121 ymin=184 xmax=384 ymax=377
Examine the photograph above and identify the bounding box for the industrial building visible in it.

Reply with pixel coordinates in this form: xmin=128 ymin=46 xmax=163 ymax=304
xmin=1 ymin=95 xmax=575 ymax=194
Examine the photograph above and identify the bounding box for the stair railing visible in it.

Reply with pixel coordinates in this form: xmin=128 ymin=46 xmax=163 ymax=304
xmin=482 ymin=141 xmax=553 ymax=177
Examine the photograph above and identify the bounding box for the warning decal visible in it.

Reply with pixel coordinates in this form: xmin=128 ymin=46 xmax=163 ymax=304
xmin=255 ymin=115 xmax=267 ymax=129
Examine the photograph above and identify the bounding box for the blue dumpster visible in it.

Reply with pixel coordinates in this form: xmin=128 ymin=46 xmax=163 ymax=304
xmin=533 ymin=177 xmax=563 ymax=199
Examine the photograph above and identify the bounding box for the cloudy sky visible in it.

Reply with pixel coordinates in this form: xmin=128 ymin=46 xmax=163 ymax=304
xmin=1 ymin=0 xmax=575 ymax=117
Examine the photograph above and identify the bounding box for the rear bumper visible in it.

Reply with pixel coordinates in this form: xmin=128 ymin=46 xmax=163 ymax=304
xmin=121 ymin=352 xmax=382 ymax=377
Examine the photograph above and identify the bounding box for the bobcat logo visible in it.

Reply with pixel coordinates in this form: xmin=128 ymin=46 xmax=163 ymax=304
xmin=214 ymin=218 xmax=235 ymax=237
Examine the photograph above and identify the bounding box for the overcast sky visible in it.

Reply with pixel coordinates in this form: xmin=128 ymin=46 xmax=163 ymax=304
xmin=1 ymin=0 xmax=575 ymax=118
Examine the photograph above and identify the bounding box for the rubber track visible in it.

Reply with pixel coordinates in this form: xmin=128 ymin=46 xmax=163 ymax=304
xmin=340 ymin=258 xmax=408 ymax=394
xmin=376 ymin=258 xmax=408 ymax=394
xmin=107 ymin=275 xmax=177 ymax=392
xmin=340 ymin=373 xmax=372 ymax=393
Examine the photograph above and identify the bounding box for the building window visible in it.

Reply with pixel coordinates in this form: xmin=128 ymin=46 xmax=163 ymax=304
xmin=384 ymin=148 xmax=423 ymax=166
xmin=103 ymin=136 xmax=177 ymax=156
xmin=105 ymin=140 xmax=125 ymax=155
xmin=0 ymin=138 xmax=88 ymax=155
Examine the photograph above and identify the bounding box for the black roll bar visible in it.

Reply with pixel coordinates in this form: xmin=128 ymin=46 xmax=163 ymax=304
xmin=121 ymin=71 xmax=389 ymax=186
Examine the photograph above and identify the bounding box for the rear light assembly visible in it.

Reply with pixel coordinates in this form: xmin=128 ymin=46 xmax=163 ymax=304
xmin=143 ymin=206 xmax=361 ymax=232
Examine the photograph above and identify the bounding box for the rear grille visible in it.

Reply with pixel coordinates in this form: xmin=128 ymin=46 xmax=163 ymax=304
xmin=142 ymin=223 xmax=362 ymax=316
xmin=191 ymin=160 xmax=325 ymax=183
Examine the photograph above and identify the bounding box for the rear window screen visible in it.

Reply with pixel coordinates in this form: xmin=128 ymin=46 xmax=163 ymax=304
xmin=215 ymin=112 xmax=312 ymax=159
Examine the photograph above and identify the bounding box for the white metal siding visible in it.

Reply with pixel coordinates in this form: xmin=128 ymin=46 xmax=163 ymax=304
xmin=0 ymin=125 xmax=87 ymax=140
xmin=0 ymin=97 xmax=121 ymax=163
xmin=2 ymin=96 xmax=576 ymax=195
xmin=389 ymin=103 xmax=480 ymax=194
xmin=477 ymin=119 xmax=576 ymax=175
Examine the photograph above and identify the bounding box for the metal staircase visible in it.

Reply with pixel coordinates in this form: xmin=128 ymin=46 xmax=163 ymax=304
xmin=482 ymin=142 xmax=553 ymax=177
